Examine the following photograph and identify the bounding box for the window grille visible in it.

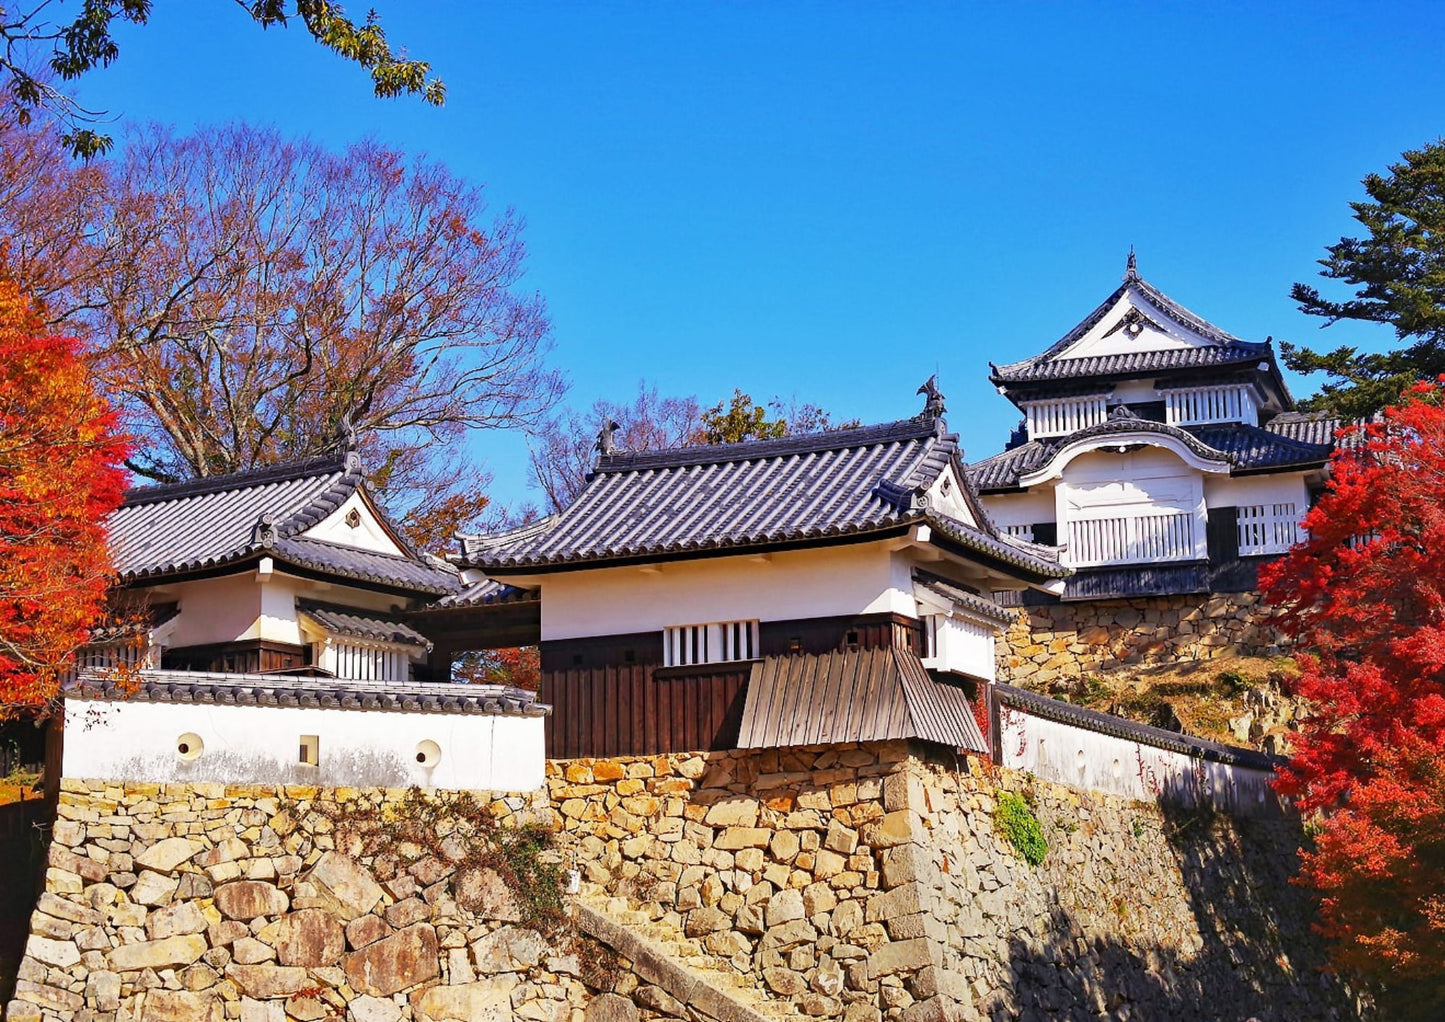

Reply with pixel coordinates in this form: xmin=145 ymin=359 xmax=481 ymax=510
xmin=662 ymin=619 xmax=760 ymax=667
xmin=1237 ymin=503 xmax=1300 ymax=555
xmin=999 ymin=523 xmax=1035 ymax=542
xmin=1023 ymin=396 xmax=1108 ymax=439
xmin=1162 ymin=385 xmax=1257 ymax=427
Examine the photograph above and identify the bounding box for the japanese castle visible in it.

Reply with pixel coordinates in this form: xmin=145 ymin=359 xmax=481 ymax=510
xmin=970 ymin=254 xmax=1338 ymax=601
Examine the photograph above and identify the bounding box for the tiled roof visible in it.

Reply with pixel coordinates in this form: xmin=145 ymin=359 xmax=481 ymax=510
xmin=993 ymin=683 xmax=1279 ymax=769
xmin=296 ymin=600 xmax=432 ymax=648
xmin=1265 ymin=412 xmax=1343 ymax=446
xmin=989 ymin=271 xmax=1274 ymax=385
xmin=737 ymin=648 xmax=987 ymax=753
xmin=69 ymin=669 xmax=549 ymax=717
xmin=435 ymin=578 xmax=540 ymax=609
xmin=912 ymin=571 xmax=1016 ymax=627
xmin=969 ymin=420 xmax=1333 ymax=492
xmin=458 ymin=415 xmax=1069 ymax=580
xmin=108 ymin=454 xmax=459 ymax=596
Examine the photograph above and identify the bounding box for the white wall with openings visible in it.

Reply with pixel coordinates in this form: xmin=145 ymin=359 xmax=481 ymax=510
xmin=63 ymin=699 xmax=545 ymax=791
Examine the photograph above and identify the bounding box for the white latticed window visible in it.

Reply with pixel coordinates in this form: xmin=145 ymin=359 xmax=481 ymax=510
xmin=1162 ymin=385 xmax=1257 ymax=427
xmin=662 ymin=620 xmax=760 ymax=667
xmin=1066 ymin=510 xmax=1196 ymax=568
xmin=314 ymin=640 xmax=414 ymax=682
xmin=73 ymin=642 xmax=152 ymax=674
xmin=1237 ymin=503 xmax=1300 ymax=556
xmin=1023 ymin=396 xmax=1108 ymax=439
xmin=999 ymin=523 xmax=1035 ymax=542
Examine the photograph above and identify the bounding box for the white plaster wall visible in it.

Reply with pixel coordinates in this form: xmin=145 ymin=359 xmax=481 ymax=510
xmin=303 ymin=492 xmax=406 ymax=556
xmin=924 ymin=463 xmax=977 ymax=526
xmin=997 ymin=704 xmax=1280 ymax=815
xmin=154 ymin=574 xmax=410 ymax=650
xmin=978 ymin=489 xmax=1055 ymax=528
xmin=1056 ymin=290 xmax=1208 ymax=361
xmin=64 ymin=698 xmax=545 ymax=791
xmin=535 ymin=541 xmax=916 ymax=641
xmin=1204 ymin=472 xmax=1310 ymax=510
xmin=1108 ymin=379 xmax=1162 ymax=404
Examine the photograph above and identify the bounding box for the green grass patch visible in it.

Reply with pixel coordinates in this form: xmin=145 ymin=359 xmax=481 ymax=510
xmin=995 ymin=792 xmax=1048 ymax=866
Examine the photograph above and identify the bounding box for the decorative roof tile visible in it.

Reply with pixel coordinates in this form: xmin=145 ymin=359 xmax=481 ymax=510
xmin=69 ymin=669 xmax=549 ymax=717
xmin=435 ymin=578 xmax=540 ymax=609
xmin=108 ymin=455 xmax=459 ymax=596
xmin=458 ymin=413 xmax=1069 ymax=581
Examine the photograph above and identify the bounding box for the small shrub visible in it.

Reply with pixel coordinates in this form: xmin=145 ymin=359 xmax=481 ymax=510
xmin=995 ymin=792 xmax=1048 ymax=866
xmin=1216 ymin=669 xmax=1247 ymax=695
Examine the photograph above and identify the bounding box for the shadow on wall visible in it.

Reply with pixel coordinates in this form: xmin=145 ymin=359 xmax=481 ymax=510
xmin=991 ymin=805 xmax=1368 ymax=1021
xmin=111 ymin=748 xmax=410 ymax=788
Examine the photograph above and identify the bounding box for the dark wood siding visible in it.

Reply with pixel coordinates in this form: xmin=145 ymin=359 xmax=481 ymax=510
xmin=540 ymin=662 xmax=749 ymax=758
xmin=539 ymin=612 xmax=925 ymax=758
xmin=162 ymin=640 xmax=308 ymax=674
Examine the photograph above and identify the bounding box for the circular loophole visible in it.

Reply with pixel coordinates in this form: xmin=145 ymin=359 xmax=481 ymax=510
xmin=1111 ymin=758 xmax=1122 ymax=780
xmin=415 ymin=740 xmax=441 ymax=768
xmin=176 ymin=733 xmax=203 ymax=762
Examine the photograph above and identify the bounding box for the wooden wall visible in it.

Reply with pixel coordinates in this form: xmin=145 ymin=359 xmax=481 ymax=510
xmin=539 ymin=611 xmax=922 ymax=758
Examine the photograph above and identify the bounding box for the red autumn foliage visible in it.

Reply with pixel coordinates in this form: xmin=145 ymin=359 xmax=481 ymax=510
xmin=1260 ymin=380 xmax=1445 ymax=1006
xmin=0 ymin=280 xmax=128 ymax=714
xmin=452 ymin=646 xmax=541 ymax=692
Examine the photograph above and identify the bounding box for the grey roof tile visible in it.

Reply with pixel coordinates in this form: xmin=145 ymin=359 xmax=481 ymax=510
xmin=1264 ymin=412 xmax=1343 ymax=446
xmin=69 ymin=669 xmax=550 ymax=717
xmin=296 ymin=600 xmax=432 ymax=648
xmin=912 ymin=571 xmax=1016 ymax=626
xmin=459 ymin=415 xmax=1068 ymax=580
xmin=969 ymin=419 xmax=1333 ymax=491
xmin=108 ymin=455 xmax=459 ymax=596
xmin=737 ymin=648 xmax=987 ymax=753
xmin=436 ymin=578 xmax=539 ymax=609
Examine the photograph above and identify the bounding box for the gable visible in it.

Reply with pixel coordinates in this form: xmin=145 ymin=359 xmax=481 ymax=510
xmin=925 ymin=462 xmax=978 ymax=528
xmin=1054 ymin=286 xmax=1221 ymax=362
xmin=301 ymin=491 xmax=407 ymax=557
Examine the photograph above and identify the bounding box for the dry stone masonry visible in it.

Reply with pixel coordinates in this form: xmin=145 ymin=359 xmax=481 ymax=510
xmin=997 ymin=593 xmax=1284 ymax=691
xmin=548 ymin=741 xmax=1365 ymax=1021
xmin=9 ymin=742 xmax=1367 ymax=1021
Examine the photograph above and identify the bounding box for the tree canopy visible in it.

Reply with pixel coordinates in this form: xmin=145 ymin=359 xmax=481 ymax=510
xmin=0 ymin=279 xmax=128 ymax=714
xmin=0 ymin=114 xmax=560 ymax=548
xmin=1260 ymin=380 xmax=1445 ymax=1012
xmin=1284 ymin=141 xmax=1445 ymax=419
xmin=0 ymin=1 xmax=441 ymax=158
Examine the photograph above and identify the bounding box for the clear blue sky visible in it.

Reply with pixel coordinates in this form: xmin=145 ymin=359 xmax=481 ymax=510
xmin=73 ymin=1 xmax=1445 ymax=510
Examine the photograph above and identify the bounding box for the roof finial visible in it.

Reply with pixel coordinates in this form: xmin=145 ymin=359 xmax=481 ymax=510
xmin=916 ymin=375 xmax=946 ymax=419
xmin=594 ymin=420 xmax=621 ymax=459
xmin=337 ymin=412 xmax=362 ymax=473
xmin=1125 ymin=245 xmax=1138 ymax=280
xmin=253 ymin=511 xmax=278 ymax=546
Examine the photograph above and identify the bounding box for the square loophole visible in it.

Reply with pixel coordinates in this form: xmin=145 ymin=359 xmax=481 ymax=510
xmin=298 ymin=735 xmax=319 ymax=767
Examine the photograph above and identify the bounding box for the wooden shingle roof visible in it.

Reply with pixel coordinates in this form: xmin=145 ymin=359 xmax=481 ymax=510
xmin=736 ymin=648 xmax=987 ymax=753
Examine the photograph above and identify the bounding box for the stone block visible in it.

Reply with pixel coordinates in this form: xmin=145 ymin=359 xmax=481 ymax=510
xmin=410 ymin=981 xmax=511 ymax=1021
xmin=24 ymin=935 xmax=80 ymax=969
xmin=134 ymin=837 xmax=204 ymax=874
xmin=85 ymin=969 xmax=120 ymax=1011
xmin=275 ymin=908 xmax=346 ymax=967
xmin=306 ymin=851 xmax=384 ymax=921
xmin=584 ymin=992 xmax=639 ymax=1022
xmin=140 ymin=988 xmax=222 ymax=1022
xmin=214 ymin=880 xmax=289 ymax=921
xmin=866 ymin=937 xmax=933 ymax=979
xmin=226 ymin=964 xmax=311 ymax=998
xmin=765 ymin=887 xmax=805 ymax=926
xmin=703 ymin=798 xmax=759 ymax=828
xmin=454 ymin=867 xmax=523 ymax=922
xmin=130 ymin=869 xmax=180 ymax=906
xmin=348 ymin=995 xmax=403 ymax=1022
xmin=107 ymin=932 xmax=208 ymax=972
xmin=145 ymin=900 xmax=208 ymax=940
xmin=240 ymin=999 xmax=286 ymax=1022
xmin=343 ymin=923 xmax=440 ymax=996
xmin=471 ymin=924 xmax=545 ymax=974
xmin=825 ymin=820 xmax=860 ymax=855
xmin=345 ymin=914 xmax=392 ymax=950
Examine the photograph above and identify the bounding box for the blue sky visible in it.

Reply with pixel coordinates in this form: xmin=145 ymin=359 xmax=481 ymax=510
xmin=74 ymin=2 xmax=1445 ymax=509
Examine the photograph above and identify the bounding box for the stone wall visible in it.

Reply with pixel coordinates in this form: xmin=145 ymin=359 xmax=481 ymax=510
xmin=997 ymin=592 xmax=1285 ymax=690
xmin=549 ymin=742 xmax=1366 ymax=1021
xmin=4 ymin=780 xmax=609 ymax=1022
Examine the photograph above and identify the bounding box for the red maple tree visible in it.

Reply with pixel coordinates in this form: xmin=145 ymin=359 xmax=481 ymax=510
xmin=1260 ymin=380 xmax=1445 ymax=1006
xmin=0 ymin=280 xmax=128 ymax=714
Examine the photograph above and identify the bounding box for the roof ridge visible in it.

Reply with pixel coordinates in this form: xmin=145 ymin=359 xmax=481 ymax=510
xmin=591 ymin=415 xmax=941 ymax=473
xmin=122 ymin=453 xmax=352 ymax=507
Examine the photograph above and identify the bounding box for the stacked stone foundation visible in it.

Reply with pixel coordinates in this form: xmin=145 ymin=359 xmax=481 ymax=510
xmin=997 ymin=592 xmax=1286 ymax=690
